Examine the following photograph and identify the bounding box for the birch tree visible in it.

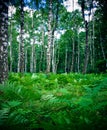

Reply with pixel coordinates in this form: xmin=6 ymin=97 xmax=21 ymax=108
xmin=46 ymin=0 xmax=52 ymax=73
xmin=9 ymin=8 xmax=13 ymax=72
xmin=17 ymin=0 xmax=25 ymax=73
xmin=51 ymin=2 xmax=59 ymax=73
xmin=0 ymin=0 xmax=9 ymax=83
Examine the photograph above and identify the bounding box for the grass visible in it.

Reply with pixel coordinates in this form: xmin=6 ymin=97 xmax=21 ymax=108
xmin=0 ymin=73 xmax=107 ymax=130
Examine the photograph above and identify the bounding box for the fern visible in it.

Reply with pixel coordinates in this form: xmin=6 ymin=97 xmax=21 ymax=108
xmin=0 ymin=73 xmax=107 ymax=129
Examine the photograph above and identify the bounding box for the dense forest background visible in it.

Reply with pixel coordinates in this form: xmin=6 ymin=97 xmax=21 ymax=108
xmin=0 ymin=0 xmax=107 ymax=84
xmin=0 ymin=0 xmax=107 ymax=130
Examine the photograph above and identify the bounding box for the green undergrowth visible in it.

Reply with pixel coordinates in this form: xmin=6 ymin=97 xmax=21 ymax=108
xmin=0 ymin=73 xmax=107 ymax=130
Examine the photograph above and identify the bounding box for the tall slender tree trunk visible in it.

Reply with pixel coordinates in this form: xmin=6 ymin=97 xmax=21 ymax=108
xmin=65 ymin=46 xmax=68 ymax=73
xmin=18 ymin=0 xmax=25 ymax=73
xmin=0 ymin=0 xmax=9 ymax=83
xmin=70 ymin=0 xmax=75 ymax=72
xmin=90 ymin=0 xmax=95 ymax=70
xmin=81 ymin=0 xmax=91 ymax=74
xmin=77 ymin=33 xmax=80 ymax=73
xmin=39 ymin=45 xmax=43 ymax=72
xmin=34 ymin=47 xmax=36 ymax=73
xmin=43 ymin=46 xmax=46 ymax=72
xmin=72 ymin=0 xmax=74 ymax=11
xmin=89 ymin=26 xmax=93 ymax=67
xmin=30 ymin=40 xmax=35 ymax=73
xmin=9 ymin=16 xmax=13 ymax=72
xmin=92 ymin=16 xmax=95 ymax=69
xmin=46 ymin=0 xmax=52 ymax=73
xmin=51 ymin=3 xmax=59 ymax=73
xmin=17 ymin=42 xmax=20 ymax=72
xmin=42 ymin=34 xmax=46 ymax=72
xmin=25 ymin=47 xmax=27 ymax=72
xmin=39 ymin=25 xmax=44 ymax=72
xmin=83 ymin=21 xmax=89 ymax=73
xmin=71 ymin=37 xmax=75 ymax=72
xmin=30 ymin=10 xmax=36 ymax=73
xmin=30 ymin=44 xmax=33 ymax=73
xmin=52 ymin=35 xmax=56 ymax=73
xmin=71 ymin=36 xmax=75 ymax=72
xmin=55 ymin=41 xmax=59 ymax=73
xmin=40 ymin=25 xmax=45 ymax=72
xmin=99 ymin=26 xmax=107 ymax=67
xmin=30 ymin=45 xmax=32 ymax=73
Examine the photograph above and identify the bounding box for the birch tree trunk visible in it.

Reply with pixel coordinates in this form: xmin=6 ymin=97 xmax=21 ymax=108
xmin=39 ymin=25 xmax=44 ymax=72
xmin=42 ymin=32 xmax=46 ymax=72
xmin=17 ymin=37 xmax=21 ymax=72
xmin=83 ymin=21 xmax=89 ymax=73
xmin=89 ymin=26 xmax=93 ymax=67
xmin=77 ymin=33 xmax=80 ymax=73
xmin=55 ymin=41 xmax=59 ymax=73
xmin=30 ymin=40 xmax=34 ymax=73
xmin=92 ymin=20 xmax=95 ymax=69
xmin=9 ymin=16 xmax=13 ymax=72
xmin=51 ymin=2 xmax=59 ymax=73
xmin=18 ymin=0 xmax=25 ymax=73
xmin=25 ymin=47 xmax=27 ymax=72
xmin=52 ymin=32 xmax=56 ymax=73
xmin=34 ymin=47 xmax=36 ymax=73
xmin=41 ymin=25 xmax=45 ymax=72
xmin=72 ymin=0 xmax=74 ymax=11
xmin=81 ymin=0 xmax=91 ymax=73
xmin=65 ymin=46 xmax=68 ymax=73
xmin=46 ymin=0 xmax=52 ymax=73
xmin=39 ymin=45 xmax=43 ymax=72
xmin=0 ymin=0 xmax=9 ymax=83
xmin=30 ymin=44 xmax=33 ymax=73
xmin=70 ymin=0 xmax=75 ymax=72
xmin=92 ymin=9 xmax=95 ymax=70
xmin=30 ymin=38 xmax=36 ymax=73
xmin=71 ymin=36 xmax=75 ymax=72
xmin=30 ymin=10 xmax=36 ymax=73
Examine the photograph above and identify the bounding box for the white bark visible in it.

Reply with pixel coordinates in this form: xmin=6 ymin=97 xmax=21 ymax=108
xmin=25 ymin=47 xmax=27 ymax=72
xmin=0 ymin=1 xmax=9 ymax=83
xmin=71 ymin=36 xmax=75 ymax=72
xmin=52 ymin=37 xmax=56 ymax=73
xmin=30 ymin=39 xmax=36 ymax=73
xmin=9 ymin=18 xmax=13 ymax=72
xmin=18 ymin=0 xmax=25 ymax=73
xmin=46 ymin=0 xmax=52 ymax=73
xmin=77 ymin=33 xmax=80 ymax=72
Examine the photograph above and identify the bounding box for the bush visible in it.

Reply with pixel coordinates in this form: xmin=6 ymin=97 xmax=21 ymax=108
xmin=0 ymin=73 xmax=107 ymax=130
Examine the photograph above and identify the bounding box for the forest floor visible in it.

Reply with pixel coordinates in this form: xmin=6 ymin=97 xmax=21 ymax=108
xmin=0 ymin=73 xmax=107 ymax=130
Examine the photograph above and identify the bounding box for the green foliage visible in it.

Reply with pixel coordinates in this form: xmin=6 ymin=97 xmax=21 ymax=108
xmin=96 ymin=60 xmax=107 ymax=73
xmin=0 ymin=73 xmax=107 ymax=129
